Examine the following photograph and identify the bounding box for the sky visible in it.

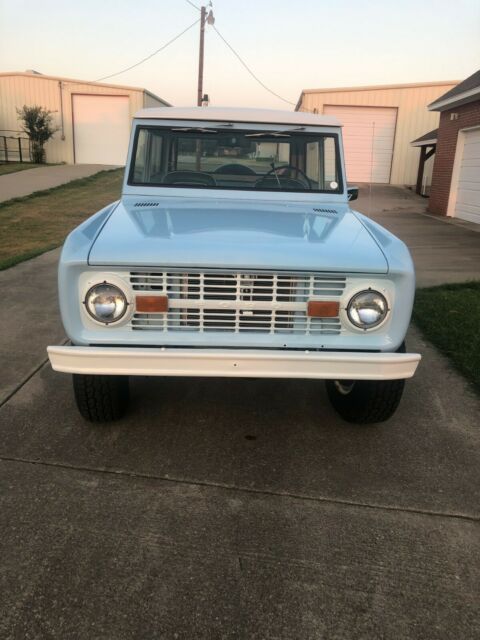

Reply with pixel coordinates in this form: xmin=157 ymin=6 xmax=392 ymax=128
xmin=1 ymin=0 xmax=479 ymax=108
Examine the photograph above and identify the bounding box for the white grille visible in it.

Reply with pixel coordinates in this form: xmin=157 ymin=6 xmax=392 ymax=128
xmin=130 ymin=271 xmax=346 ymax=300
xmin=131 ymin=309 xmax=341 ymax=334
xmin=129 ymin=270 xmax=345 ymax=335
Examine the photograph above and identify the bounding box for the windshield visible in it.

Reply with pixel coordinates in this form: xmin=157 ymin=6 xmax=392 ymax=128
xmin=129 ymin=125 xmax=343 ymax=194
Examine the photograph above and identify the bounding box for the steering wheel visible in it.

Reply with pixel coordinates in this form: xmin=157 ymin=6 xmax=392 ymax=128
xmin=264 ymin=164 xmax=312 ymax=189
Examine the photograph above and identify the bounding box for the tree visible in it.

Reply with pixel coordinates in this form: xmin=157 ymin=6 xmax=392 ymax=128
xmin=16 ymin=105 xmax=58 ymax=164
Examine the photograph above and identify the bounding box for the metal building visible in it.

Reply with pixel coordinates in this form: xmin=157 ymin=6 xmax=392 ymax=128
xmin=0 ymin=72 xmax=170 ymax=165
xmin=296 ymin=81 xmax=457 ymax=186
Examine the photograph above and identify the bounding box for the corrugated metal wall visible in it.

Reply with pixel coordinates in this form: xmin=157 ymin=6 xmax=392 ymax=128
xmin=298 ymin=83 xmax=457 ymax=185
xmin=0 ymin=73 xmax=165 ymax=164
xmin=143 ymin=92 xmax=167 ymax=109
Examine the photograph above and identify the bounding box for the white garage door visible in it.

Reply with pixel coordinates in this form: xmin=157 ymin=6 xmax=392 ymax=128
xmin=73 ymin=95 xmax=130 ymax=165
xmin=453 ymin=128 xmax=480 ymax=224
xmin=323 ymin=105 xmax=397 ymax=183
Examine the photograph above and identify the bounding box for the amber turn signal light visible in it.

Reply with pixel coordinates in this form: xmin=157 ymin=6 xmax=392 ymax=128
xmin=135 ymin=295 xmax=169 ymax=313
xmin=307 ymin=300 xmax=339 ymax=318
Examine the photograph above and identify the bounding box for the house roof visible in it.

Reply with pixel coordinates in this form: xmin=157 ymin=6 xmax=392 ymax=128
xmin=295 ymin=80 xmax=458 ymax=111
xmin=299 ymin=80 xmax=458 ymax=95
xmin=134 ymin=106 xmax=341 ymax=127
xmin=0 ymin=71 xmax=171 ymax=106
xmin=428 ymin=69 xmax=480 ymax=111
xmin=411 ymin=129 xmax=438 ymax=147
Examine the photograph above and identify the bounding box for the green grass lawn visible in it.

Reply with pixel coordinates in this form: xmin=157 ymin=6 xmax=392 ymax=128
xmin=413 ymin=282 xmax=480 ymax=392
xmin=0 ymin=162 xmax=41 ymax=176
xmin=0 ymin=168 xmax=123 ymax=270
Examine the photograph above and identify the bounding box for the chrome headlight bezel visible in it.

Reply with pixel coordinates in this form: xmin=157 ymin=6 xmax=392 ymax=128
xmin=84 ymin=281 xmax=129 ymax=325
xmin=346 ymin=289 xmax=389 ymax=330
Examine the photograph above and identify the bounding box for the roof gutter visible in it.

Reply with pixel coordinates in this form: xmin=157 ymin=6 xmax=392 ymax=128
xmin=428 ymin=86 xmax=480 ymax=111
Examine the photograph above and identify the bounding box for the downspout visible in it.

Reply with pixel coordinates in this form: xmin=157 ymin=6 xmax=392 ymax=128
xmin=58 ymin=81 xmax=65 ymax=140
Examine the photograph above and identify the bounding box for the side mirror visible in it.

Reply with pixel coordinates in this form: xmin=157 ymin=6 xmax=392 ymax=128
xmin=347 ymin=186 xmax=359 ymax=202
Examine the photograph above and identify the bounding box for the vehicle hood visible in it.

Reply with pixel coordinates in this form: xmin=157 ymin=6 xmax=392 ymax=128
xmin=88 ymin=196 xmax=388 ymax=273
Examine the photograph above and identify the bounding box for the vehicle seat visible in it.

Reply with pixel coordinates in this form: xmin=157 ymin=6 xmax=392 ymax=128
xmin=213 ymin=163 xmax=257 ymax=176
xmin=162 ymin=171 xmax=217 ymax=187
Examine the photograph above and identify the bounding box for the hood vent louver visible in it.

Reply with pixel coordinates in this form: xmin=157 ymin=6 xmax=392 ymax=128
xmin=134 ymin=201 xmax=160 ymax=208
xmin=313 ymin=208 xmax=338 ymax=214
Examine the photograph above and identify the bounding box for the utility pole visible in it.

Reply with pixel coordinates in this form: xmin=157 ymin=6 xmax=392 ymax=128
xmin=197 ymin=6 xmax=207 ymax=107
xmin=196 ymin=5 xmax=213 ymax=170
xmin=197 ymin=5 xmax=214 ymax=106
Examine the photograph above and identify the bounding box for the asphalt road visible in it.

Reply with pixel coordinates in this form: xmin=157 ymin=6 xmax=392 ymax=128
xmin=0 ymin=186 xmax=479 ymax=639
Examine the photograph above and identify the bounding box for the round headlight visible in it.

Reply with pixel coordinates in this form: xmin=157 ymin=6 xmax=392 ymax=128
xmin=85 ymin=283 xmax=128 ymax=324
xmin=347 ymin=290 xmax=388 ymax=329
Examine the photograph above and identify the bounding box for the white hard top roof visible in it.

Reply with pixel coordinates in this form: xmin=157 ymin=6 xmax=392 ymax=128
xmin=134 ymin=106 xmax=340 ymax=127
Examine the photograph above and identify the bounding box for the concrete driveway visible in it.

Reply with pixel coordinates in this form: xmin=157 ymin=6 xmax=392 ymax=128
xmin=355 ymin=185 xmax=480 ymax=286
xmin=0 ymin=187 xmax=479 ymax=639
xmin=0 ymin=164 xmax=120 ymax=202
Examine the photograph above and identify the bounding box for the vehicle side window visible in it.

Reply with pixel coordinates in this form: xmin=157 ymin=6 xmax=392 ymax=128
xmin=133 ymin=129 xmax=164 ymax=183
xmin=305 ymin=137 xmax=338 ymax=190
xmin=323 ymin=137 xmax=337 ymax=184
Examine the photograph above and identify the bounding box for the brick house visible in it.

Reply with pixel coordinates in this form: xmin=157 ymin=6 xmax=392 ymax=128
xmin=426 ymin=70 xmax=480 ymax=223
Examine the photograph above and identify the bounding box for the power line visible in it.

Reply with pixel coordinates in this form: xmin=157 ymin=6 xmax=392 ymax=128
xmin=212 ymin=25 xmax=296 ymax=107
xmin=95 ymin=19 xmax=200 ymax=82
xmin=184 ymin=0 xmax=201 ymax=10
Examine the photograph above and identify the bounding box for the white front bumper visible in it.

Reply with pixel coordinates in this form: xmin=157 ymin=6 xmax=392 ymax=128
xmin=47 ymin=346 xmax=421 ymax=380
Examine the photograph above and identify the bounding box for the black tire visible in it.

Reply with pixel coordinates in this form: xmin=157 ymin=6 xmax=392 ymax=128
xmin=73 ymin=374 xmax=130 ymax=423
xmin=326 ymin=342 xmax=407 ymax=424
xmin=325 ymin=377 xmax=405 ymax=424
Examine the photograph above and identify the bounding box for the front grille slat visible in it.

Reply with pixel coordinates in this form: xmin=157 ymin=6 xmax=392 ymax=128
xmin=129 ymin=270 xmax=345 ymax=335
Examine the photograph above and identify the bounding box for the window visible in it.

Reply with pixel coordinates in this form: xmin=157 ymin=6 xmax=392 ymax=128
xmin=133 ymin=128 xmax=164 ymax=183
xmin=306 ymin=137 xmax=339 ymax=190
xmin=129 ymin=126 xmax=342 ymax=193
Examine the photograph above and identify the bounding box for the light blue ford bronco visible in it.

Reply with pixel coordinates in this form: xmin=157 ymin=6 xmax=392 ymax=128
xmin=48 ymin=107 xmax=420 ymax=424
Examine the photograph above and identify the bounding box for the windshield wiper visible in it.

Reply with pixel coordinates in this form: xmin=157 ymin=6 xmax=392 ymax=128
xmin=245 ymin=127 xmax=306 ymax=138
xmin=171 ymin=127 xmax=218 ymax=133
xmin=170 ymin=125 xmax=306 ymax=136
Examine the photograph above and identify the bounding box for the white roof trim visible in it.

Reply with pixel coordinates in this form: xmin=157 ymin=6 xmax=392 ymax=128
xmin=428 ymin=86 xmax=480 ymax=111
xmin=133 ymin=106 xmax=340 ymax=127
xmin=411 ymin=138 xmax=437 ymax=147
xmin=0 ymin=71 xmax=171 ymax=105
xmin=300 ymin=80 xmax=458 ymax=95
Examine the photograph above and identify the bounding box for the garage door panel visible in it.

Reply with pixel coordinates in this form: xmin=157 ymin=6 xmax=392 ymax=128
xmin=457 ymin=187 xmax=480 ymax=204
xmin=453 ymin=207 xmax=480 ymax=224
xmin=374 ymin=141 xmax=394 ymax=151
xmin=331 ymin=111 xmax=394 ymax=124
xmin=456 ymin=203 xmax=480 ymax=216
xmin=461 ymin=149 xmax=480 ymax=160
xmin=463 ymin=129 xmax=480 ymax=142
xmin=372 ymin=146 xmax=394 ymax=157
xmin=73 ymin=95 xmax=130 ymax=165
xmin=461 ymin=158 xmax=480 ymax=169
xmin=453 ymin=128 xmax=480 ymax=224
xmin=463 ymin=138 xmax=480 ymax=150
xmin=458 ymin=166 xmax=480 ymax=182
xmin=324 ymin=105 xmax=396 ymax=184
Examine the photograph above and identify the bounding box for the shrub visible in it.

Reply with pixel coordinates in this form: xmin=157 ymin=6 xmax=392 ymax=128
xmin=16 ymin=105 xmax=58 ymax=163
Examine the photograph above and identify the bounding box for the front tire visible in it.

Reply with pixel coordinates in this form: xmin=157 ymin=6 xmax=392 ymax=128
xmin=73 ymin=374 xmax=130 ymax=423
xmin=325 ymin=377 xmax=405 ymax=424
